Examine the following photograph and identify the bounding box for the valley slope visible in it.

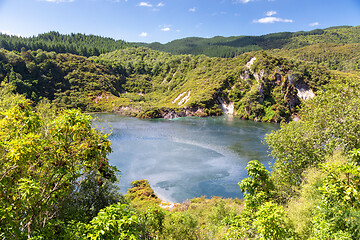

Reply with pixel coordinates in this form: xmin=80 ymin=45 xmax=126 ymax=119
xmin=0 ymin=26 xmax=359 ymax=122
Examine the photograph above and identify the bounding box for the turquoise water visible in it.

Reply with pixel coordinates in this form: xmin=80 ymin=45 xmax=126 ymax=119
xmin=94 ymin=114 xmax=279 ymax=203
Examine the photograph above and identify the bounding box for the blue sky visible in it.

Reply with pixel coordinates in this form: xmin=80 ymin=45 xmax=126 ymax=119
xmin=0 ymin=0 xmax=359 ymax=43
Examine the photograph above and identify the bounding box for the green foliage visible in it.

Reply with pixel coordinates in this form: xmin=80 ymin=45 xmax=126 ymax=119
xmin=0 ymin=49 xmax=123 ymax=111
xmin=254 ymin=202 xmax=294 ymax=240
xmin=224 ymin=160 xmax=293 ymax=239
xmin=1 ymin=27 xmax=360 ymax=239
xmin=0 ymin=100 xmax=115 ymax=238
xmin=0 ymin=81 xmax=26 ymax=111
xmin=30 ymin=220 xmax=88 ymax=240
xmin=87 ymin=203 xmax=140 ymax=240
xmin=238 ymin=160 xmax=274 ymax=209
xmin=309 ymin=151 xmax=360 ymax=240
xmin=0 ymin=42 xmax=336 ymax=122
xmin=124 ymin=192 xmax=243 ymax=240
xmin=270 ymin=43 xmax=360 ymax=71
xmin=95 ymin=48 xmax=331 ymax=122
xmin=138 ymin=26 xmax=360 ymax=58
xmin=266 ymin=74 xmax=360 ymax=198
xmin=281 ymin=151 xmax=360 ymax=240
xmin=57 ymin=172 xmax=124 ymax=224
xmin=125 ymin=180 xmax=161 ymax=209
xmin=286 ymin=168 xmax=324 ymax=239
xmin=162 ymin=211 xmax=199 ymax=240
xmin=0 ymin=31 xmax=133 ymax=57
xmin=172 ymin=197 xmax=243 ymax=240
xmin=139 ymin=206 xmax=166 ymax=239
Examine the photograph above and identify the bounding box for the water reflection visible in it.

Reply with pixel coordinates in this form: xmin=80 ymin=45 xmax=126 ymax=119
xmin=94 ymin=114 xmax=279 ymax=203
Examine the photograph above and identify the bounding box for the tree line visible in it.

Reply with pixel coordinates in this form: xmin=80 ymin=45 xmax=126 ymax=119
xmin=0 ymin=31 xmax=133 ymax=57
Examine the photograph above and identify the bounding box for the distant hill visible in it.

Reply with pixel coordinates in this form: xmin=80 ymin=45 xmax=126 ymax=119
xmin=268 ymin=43 xmax=360 ymax=71
xmin=2 ymin=26 xmax=359 ymax=59
xmin=1 ymin=26 xmax=359 ymax=122
xmin=136 ymin=26 xmax=360 ymax=58
xmin=0 ymin=31 xmax=133 ymax=57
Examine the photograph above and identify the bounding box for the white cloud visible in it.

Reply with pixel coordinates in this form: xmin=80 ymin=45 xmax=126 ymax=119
xmin=309 ymin=22 xmax=320 ymax=27
xmin=189 ymin=7 xmax=196 ymax=12
xmin=157 ymin=2 xmax=164 ymax=7
xmin=40 ymin=0 xmax=74 ymax=3
xmin=139 ymin=32 xmax=148 ymax=37
xmin=137 ymin=2 xmax=152 ymax=7
xmin=161 ymin=27 xmax=171 ymax=31
xmin=233 ymin=0 xmax=255 ymax=4
xmin=253 ymin=16 xmax=293 ymax=23
xmin=266 ymin=10 xmax=277 ymax=16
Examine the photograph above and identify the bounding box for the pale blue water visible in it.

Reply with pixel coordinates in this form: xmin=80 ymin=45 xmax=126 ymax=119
xmin=94 ymin=114 xmax=279 ymax=203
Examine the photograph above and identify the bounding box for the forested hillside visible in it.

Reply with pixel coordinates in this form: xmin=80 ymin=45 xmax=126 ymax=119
xmin=0 ymin=31 xmax=133 ymax=57
xmin=137 ymin=25 xmax=360 ymax=58
xmin=269 ymin=43 xmax=360 ymax=71
xmin=1 ymin=27 xmax=359 ymax=124
xmin=2 ymin=25 xmax=358 ymax=60
xmin=95 ymin=47 xmax=334 ymax=122
xmin=0 ymin=49 xmax=123 ymax=110
xmin=0 ymin=46 xmax=333 ymax=122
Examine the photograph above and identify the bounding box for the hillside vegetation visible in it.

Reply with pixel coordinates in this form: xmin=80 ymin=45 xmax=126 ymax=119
xmin=138 ymin=25 xmax=360 ymax=58
xmin=1 ymin=26 xmax=360 ymax=239
xmin=0 ymin=46 xmax=334 ymax=122
xmin=269 ymin=43 xmax=360 ymax=71
xmin=0 ymin=31 xmax=133 ymax=57
xmin=3 ymin=81 xmax=360 ymax=239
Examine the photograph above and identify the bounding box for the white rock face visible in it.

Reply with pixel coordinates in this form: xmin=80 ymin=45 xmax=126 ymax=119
xmin=177 ymin=91 xmax=191 ymax=106
xmin=172 ymin=92 xmax=186 ymax=104
xmin=287 ymin=74 xmax=316 ymax=101
xmin=253 ymin=69 xmax=265 ymax=84
xmin=217 ymin=96 xmax=234 ymax=115
xmin=246 ymin=57 xmax=257 ymax=69
xmin=296 ymin=87 xmax=315 ymax=101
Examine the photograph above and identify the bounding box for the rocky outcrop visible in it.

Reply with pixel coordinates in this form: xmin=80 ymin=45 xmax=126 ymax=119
xmin=111 ymin=55 xmax=320 ymax=122
xmin=296 ymin=87 xmax=315 ymax=100
xmin=115 ymin=106 xmax=140 ymax=116
xmin=161 ymin=106 xmax=207 ymax=119
xmin=245 ymin=57 xmax=257 ymax=69
xmin=162 ymin=110 xmax=185 ymax=119
xmin=114 ymin=105 xmax=208 ymax=120
xmin=216 ymin=96 xmax=234 ymax=115
xmin=287 ymin=74 xmax=315 ymax=101
xmin=93 ymin=92 xmax=110 ymax=104
xmin=172 ymin=91 xmax=191 ymax=106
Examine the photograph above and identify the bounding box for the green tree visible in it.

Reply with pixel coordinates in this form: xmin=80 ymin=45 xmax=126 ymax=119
xmin=238 ymin=160 xmax=274 ymax=209
xmin=162 ymin=211 xmax=198 ymax=240
xmin=225 ymin=160 xmax=293 ymax=239
xmin=87 ymin=203 xmax=140 ymax=240
xmin=0 ymin=100 xmax=116 ymax=238
xmin=254 ymin=202 xmax=293 ymax=240
xmin=310 ymin=150 xmax=360 ymax=240
xmin=0 ymin=81 xmax=26 ymax=111
xmin=266 ymin=75 xmax=360 ymax=200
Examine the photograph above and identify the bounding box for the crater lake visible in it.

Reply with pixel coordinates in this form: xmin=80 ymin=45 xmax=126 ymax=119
xmin=94 ymin=114 xmax=279 ymax=203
